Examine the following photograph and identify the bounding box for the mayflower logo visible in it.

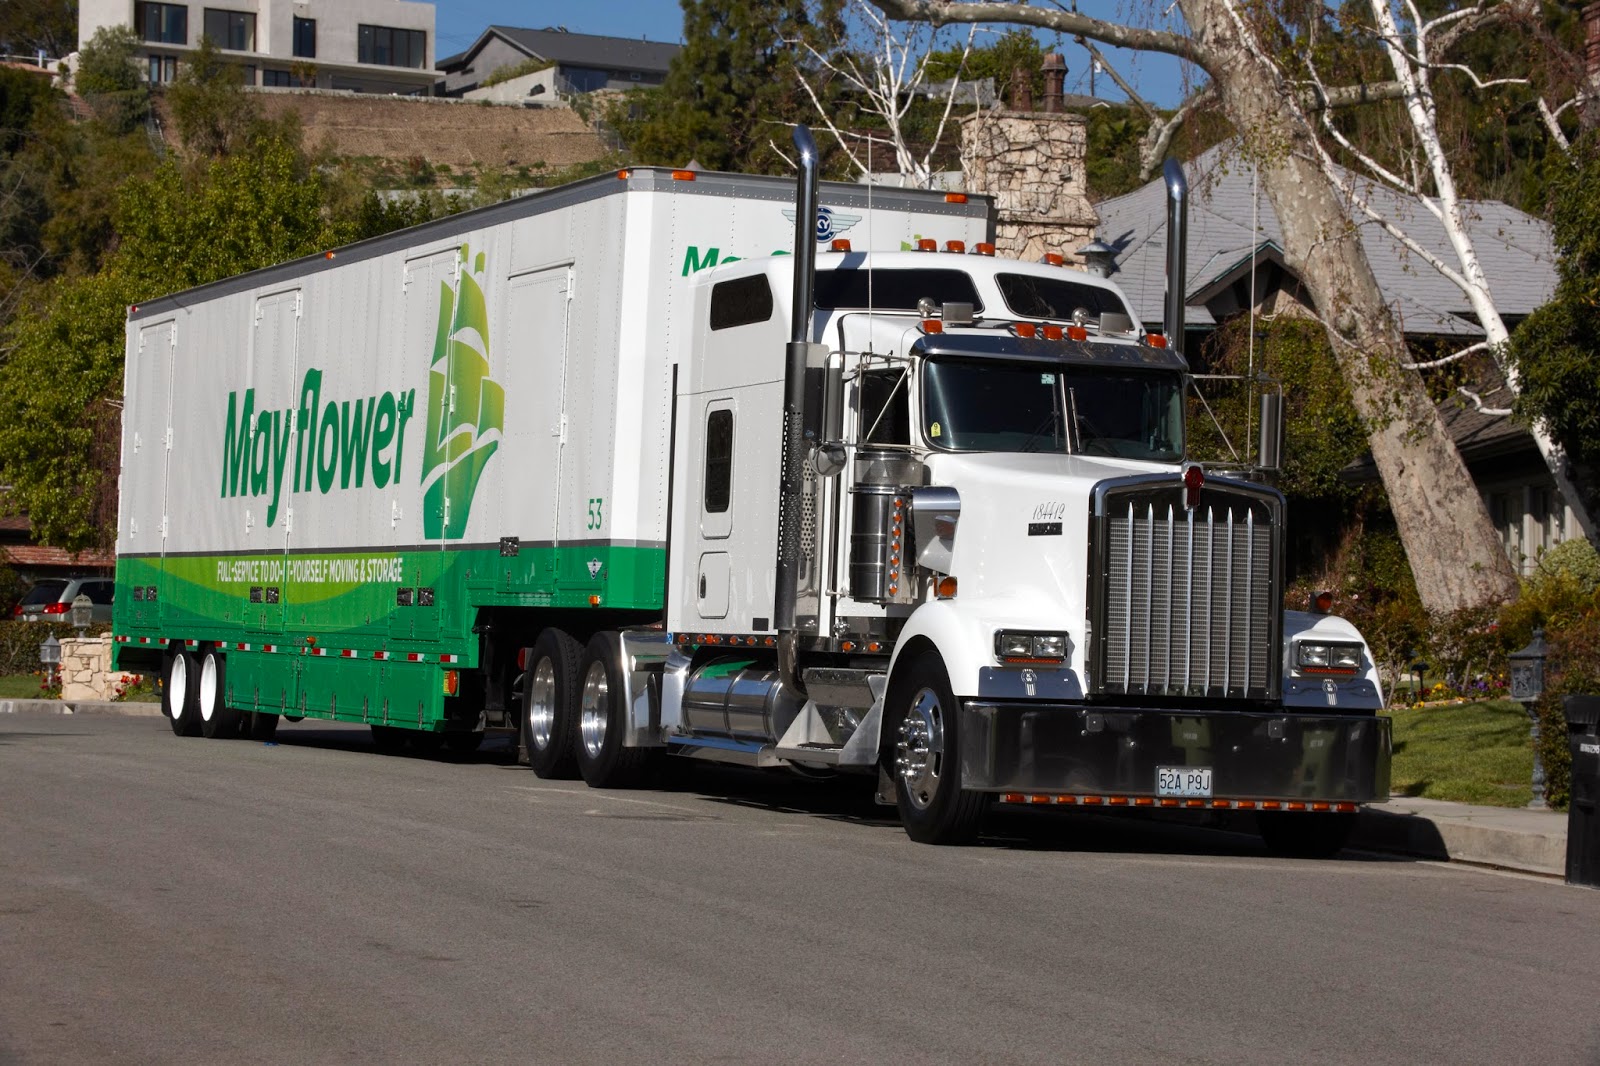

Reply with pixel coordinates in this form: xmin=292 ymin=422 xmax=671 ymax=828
xmin=420 ymin=245 xmax=504 ymax=539
xmin=781 ymin=205 xmax=861 ymax=242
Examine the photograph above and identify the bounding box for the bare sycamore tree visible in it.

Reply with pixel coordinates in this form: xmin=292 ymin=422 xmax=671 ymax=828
xmin=1295 ymin=0 xmax=1597 ymax=543
xmin=874 ymin=0 xmax=1519 ymax=613
xmin=1534 ymin=2 xmax=1598 ymax=148
xmin=787 ymin=0 xmax=981 ymax=187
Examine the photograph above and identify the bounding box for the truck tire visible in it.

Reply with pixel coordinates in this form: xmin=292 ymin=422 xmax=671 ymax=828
xmin=522 ymin=628 xmax=582 ymax=779
xmin=163 ymin=649 xmax=201 ymax=737
xmin=1257 ymin=811 xmax=1356 ymax=859
xmin=887 ymin=651 xmax=985 ymax=845
xmin=197 ymin=648 xmax=241 ymax=739
xmin=574 ymin=631 xmax=648 ymax=788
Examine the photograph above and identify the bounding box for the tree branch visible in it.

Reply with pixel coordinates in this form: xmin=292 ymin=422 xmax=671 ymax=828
xmin=1071 ymin=33 xmax=1158 ymax=118
xmin=869 ymin=0 xmax=1203 ymax=62
xmin=1402 ymin=340 xmax=1490 ymax=370
xmin=1456 ymin=386 xmax=1511 ymax=416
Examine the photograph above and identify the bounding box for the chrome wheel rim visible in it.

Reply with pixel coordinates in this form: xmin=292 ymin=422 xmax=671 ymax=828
xmin=199 ymin=653 xmax=219 ymax=722
xmin=895 ymin=687 xmax=945 ymax=811
xmin=527 ymin=657 xmax=557 ymax=750
xmin=170 ymin=654 xmax=189 ymax=719
xmin=579 ymin=662 xmax=608 ymax=760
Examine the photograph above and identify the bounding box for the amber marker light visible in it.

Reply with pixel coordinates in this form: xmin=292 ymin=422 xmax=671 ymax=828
xmin=831 ymin=238 xmax=852 ymax=252
xmin=944 ymin=240 xmax=965 ymax=253
xmin=974 ymin=242 xmax=996 ymax=256
xmin=1043 ymin=252 xmax=1065 ymax=266
xmin=589 ymin=594 xmax=602 ymax=606
xmin=917 ymin=238 xmax=937 ymax=252
xmin=936 ymin=577 xmax=958 ymax=599
xmin=671 ymin=170 xmax=696 ymax=181
xmin=616 ymin=169 xmax=631 ymax=179
xmin=1067 ymin=325 xmax=1088 ymax=341
xmin=1146 ymin=333 xmax=1168 ymax=349
xmin=1011 ymin=322 xmax=1037 ymax=339
xmin=324 ymin=251 xmax=335 ymax=260
xmin=1042 ymin=324 xmax=1064 ymax=341
xmin=921 ymin=319 xmax=944 ymax=333
xmin=945 ymin=192 xmax=968 ymax=203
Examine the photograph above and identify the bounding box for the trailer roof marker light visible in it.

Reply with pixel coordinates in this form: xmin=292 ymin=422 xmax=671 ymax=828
xmin=616 ymin=169 xmax=631 ymax=179
xmin=831 ymin=238 xmax=852 ymax=252
xmin=324 ymin=251 xmax=335 ymax=260
xmin=974 ymin=242 xmax=996 ymax=256
xmin=945 ymin=193 xmax=968 ymax=203
xmin=944 ymin=240 xmax=966 ymax=253
xmin=671 ymin=170 xmax=696 ymax=181
xmin=1066 ymin=325 xmax=1088 ymax=341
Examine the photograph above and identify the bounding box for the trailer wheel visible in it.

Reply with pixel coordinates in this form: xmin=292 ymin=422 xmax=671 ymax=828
xmin=522 ymin=629 xmax=582 ymax=779
xmin=163 ymin=649 xmax=201 ymax=737
xmin=246 ymin=712 xmax=279 ymax=742
xmin=574 ymin=632 xmax=648 ymax=788
xmin=887 ymin=651 xmax=985 ymax=845
xmin=197 ymin=649 xmax=242 ymax=739
xmin=1257 ymin=811 xmax=1356 ymax=859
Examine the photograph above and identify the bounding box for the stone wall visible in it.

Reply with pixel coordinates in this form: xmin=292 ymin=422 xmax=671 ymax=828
xmin=59 ymin=637 xmax=114 ymax=702
xmin=960 ymin=111 xmax=1099 ymax=263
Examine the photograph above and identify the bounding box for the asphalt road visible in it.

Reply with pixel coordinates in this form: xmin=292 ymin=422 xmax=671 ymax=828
xmin=3 ymin=712 xmax=1599 ymax=1066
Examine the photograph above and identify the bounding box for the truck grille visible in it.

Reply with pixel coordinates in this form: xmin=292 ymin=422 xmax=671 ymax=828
xmin=1091 ymin=477 xmax=1281 ymax=700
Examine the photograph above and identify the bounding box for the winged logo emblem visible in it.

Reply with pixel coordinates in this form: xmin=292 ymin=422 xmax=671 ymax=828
xmin=782 ymin=205 xmax=862 ymax=243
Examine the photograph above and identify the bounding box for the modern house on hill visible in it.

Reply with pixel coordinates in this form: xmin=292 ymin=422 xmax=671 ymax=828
xmin=438 ymin=25 xmax=678 ymax=101
xmin=77 ymin=0 xmax=438 ymax=94
xmin=1091 ymin=144 xmax=1568 ymax=574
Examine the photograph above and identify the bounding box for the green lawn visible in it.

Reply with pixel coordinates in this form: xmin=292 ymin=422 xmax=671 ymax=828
xmin=0 ymin=673 xmax=52 ymax=698
xmin=1387 ymin=699 xmax=1534 ymax=808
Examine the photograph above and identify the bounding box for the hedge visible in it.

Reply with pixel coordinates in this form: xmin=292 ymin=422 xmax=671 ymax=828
xmin=0 ymin=620 xmax=115 ymax=676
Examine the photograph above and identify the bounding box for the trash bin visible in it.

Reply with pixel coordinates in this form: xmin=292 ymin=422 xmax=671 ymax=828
xmin=1564 ymin=695 xmax=1600 ymax=888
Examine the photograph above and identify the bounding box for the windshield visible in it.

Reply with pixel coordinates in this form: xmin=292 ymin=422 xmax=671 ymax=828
xmin=921 ymin=359 xmax=1184 ymax=460
xmin=996 ymin=273 xmax=1131 ymax=324
xmin=21 ymin=581 xmax=66 ymax=607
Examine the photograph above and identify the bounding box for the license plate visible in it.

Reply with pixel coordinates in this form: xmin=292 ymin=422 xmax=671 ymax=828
xmin=1157 ymin=766 xmax=1213 ymax=798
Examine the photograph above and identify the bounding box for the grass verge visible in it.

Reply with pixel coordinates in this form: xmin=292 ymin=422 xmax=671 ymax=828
xmin=1388 ymin=699 xmax=1534 ymax=807
xmin=0 ymin=673 xmax=52 ymax=698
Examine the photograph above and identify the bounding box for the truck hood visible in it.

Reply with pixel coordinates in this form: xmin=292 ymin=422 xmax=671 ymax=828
xmin=922 ymin=451 xmax=1178 ymax=613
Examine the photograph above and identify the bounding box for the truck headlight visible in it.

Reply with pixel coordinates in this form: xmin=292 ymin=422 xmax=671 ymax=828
xmin=995 ymin=631 xmax=1068 ymax=663
xmin=1295 ymin=641 xmax=1363 ymax=675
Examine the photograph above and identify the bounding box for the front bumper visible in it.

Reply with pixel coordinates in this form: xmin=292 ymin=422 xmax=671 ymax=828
xmin=960 ymin=701 xmax=1391 ymax=802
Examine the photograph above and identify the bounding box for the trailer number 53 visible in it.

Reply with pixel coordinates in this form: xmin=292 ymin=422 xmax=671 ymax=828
xmin=586 ymin=498 xmax=604 ymax=530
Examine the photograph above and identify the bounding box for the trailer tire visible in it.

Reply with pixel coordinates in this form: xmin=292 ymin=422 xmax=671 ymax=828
xmin=574 ymin=632 xmax=648 ymax=788
xmin=247 ymin=712 xmax=279 ymax=742
xmin=1257 ymin=811 xmax=1356 ymax=859
xmin=886 ymin=651 xmax=985 ymax=845
xmin=522 ymin=629 xmax=582 ymax=779
xmin=197 ymin=649 xmax=241 ymax=739
xmin=163 ymin=649 xmax=201 ymax=737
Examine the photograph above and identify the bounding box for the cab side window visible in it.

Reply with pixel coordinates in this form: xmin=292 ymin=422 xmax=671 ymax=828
xmin=704 ymin=409 xmax=733 ymax=513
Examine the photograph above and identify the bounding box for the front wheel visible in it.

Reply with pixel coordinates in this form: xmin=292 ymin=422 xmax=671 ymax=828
xmin=887 ymin=651 xmax=985 ymax=845
xmin=574 ymin=632 xmax=648 ymax=788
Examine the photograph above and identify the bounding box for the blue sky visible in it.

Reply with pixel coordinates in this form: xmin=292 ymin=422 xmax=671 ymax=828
xmin=429 ymin=1 xmax=1192 ymax=108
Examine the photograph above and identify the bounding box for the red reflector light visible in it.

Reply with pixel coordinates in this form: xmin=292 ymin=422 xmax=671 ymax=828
xmin=1067 ymin=325 xmax=1088 ymax=341
xmin=944 ymin=193 xmax=968 ymax=203
xmin=516 ymin=647 xmax=529 ymax=670
xmin=671 ymin=169 xmax=696 ymax=181
xmin=1146 ymin=333 xmax=1167 ymax=349
xmin=944 ymin=240 xmax=965 ymax=253
xmin=1043 ymin=252 xmax=1065 ymax=266
xmin=916 ymin=238 xmax=937 ymax=252
xmin=974 ymin=243 xmax=996 ymax=256
xmin=922 ymin=319 xmax=943 ymax=333
xmin=1012 ymin=322 xmax=1037 ymax=339
xmin=443 ymin=670 xmax=459 ymax=696
xmin=831 ymin=238 xmax=852 ymax=252
xmin=1042 ymin=324 xmax=1064 ymax=341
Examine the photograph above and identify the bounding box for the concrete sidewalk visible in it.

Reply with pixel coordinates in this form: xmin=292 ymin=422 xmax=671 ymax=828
xmin=0 ymin=699 xmax=1578 ymax=877
xmin=1355 ymin=796 xmax=1570 ymax=877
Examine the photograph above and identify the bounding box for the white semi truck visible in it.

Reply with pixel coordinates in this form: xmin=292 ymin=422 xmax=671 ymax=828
xmin=114 ymin=128 xmax=1390 ymax=850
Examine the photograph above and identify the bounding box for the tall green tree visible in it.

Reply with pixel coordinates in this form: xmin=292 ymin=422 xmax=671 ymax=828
xmin=73 ymin=25 xmax=148 ymax=133
xmin=611 ymin=0 xmax=840 ymax=173
xmin=0 ymin=0 xmax=77 ymax=59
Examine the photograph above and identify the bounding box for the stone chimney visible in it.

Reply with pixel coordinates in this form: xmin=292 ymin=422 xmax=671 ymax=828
xmin=1042 ymin=54 xmax=1066 ymax=113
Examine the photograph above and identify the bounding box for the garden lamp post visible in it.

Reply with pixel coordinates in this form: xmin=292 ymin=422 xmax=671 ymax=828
xmin=1510 ymin=628 xmax=1548 ymax=809
xmin=69 ymin=594 xmax=92 ymax=635
xmin=38 ymin=634 xmax=60 ymax=692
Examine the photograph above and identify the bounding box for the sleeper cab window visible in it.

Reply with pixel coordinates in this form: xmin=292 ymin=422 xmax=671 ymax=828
xmin=704 ymin=409 xmax=733 ymax=513
xmin=709 ymin=275 xmax=773 ymax=331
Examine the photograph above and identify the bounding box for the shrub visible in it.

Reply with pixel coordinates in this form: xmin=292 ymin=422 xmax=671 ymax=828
xmin=0 ymin=620 xmax=112 ymax=675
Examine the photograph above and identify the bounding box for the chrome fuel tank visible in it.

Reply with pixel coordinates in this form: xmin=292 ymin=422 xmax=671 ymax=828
xmin=681 ymin=660 xmax=804 ymax=743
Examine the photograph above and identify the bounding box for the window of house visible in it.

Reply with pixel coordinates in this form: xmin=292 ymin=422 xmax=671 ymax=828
xmin=135 ymin=2 xmax=187 ymax=45
xmin=147 ymin=54 xmax=178 ymax=83
xmin=293 ymin=17 xmax=316 ymax=58
xmin=358 ymin=25 xmax=427 ymax=69
xmin=704 ymin=410 xmax=733 ymax=513
xmin=203 ymin=8 xmax=255 ymax=51
xmin=262 ymin=68 xmax=292 ymax=87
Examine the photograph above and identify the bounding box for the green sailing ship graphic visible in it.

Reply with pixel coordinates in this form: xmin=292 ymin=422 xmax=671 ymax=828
xmin=421 ymin=244 xmax=504 ymax=538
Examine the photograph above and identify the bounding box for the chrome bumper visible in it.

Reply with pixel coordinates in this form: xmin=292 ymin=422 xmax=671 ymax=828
xmin=960 ymin=701 xmax=1391 ymax=802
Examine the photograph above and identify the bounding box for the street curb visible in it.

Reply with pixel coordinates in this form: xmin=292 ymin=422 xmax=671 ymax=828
xmin=1353 ymin=804 xmax=1567 ymax=877
xmin=0 ymin=698 xmax=163 ymax=717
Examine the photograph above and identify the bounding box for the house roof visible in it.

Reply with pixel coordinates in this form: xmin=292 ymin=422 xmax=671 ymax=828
xmin=0 ymin=545 xmax=113 ymax=570
xmin=439 ymin=26 xmax=680 ymax=74
xmin=1094 ymin=143 xmax=1557 ymax=336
